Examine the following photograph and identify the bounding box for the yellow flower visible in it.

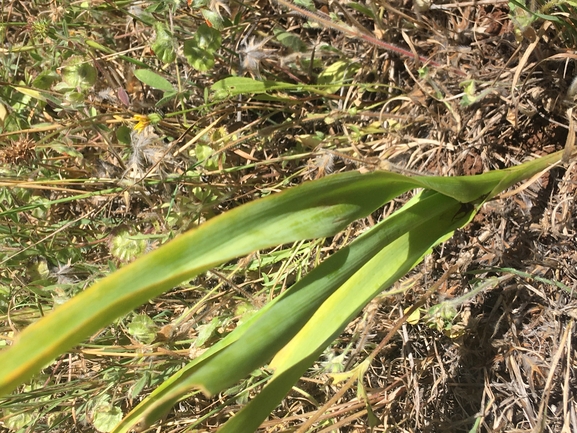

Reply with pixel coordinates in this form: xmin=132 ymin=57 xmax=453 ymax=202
xmin=132 ymin=114 xmax=150 ymax=133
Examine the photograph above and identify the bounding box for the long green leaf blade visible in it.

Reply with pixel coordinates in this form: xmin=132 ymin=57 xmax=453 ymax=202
xmin=219 ymin=191 xmax=476 ymax=432
xmin=113 ymin=190 xmax=467 ymax=432
xmin=0 ymin=171 xmax=414 ymax=396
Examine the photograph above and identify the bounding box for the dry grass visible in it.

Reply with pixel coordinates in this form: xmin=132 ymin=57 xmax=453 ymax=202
xmin=0 ymin=0 xmax=576 ymax=431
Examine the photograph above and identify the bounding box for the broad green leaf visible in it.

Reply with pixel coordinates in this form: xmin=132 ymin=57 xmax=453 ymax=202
xmin=32 ymin=70 xmax=59 ymax=90
xmin=116 ymin=125 xmax=132 ymax=145
xmin=113 ymin=190 xmax=457 ymax=432
xmin=128 ymin=314 xmax=157 ymax=345
xmin=151 ymin=22 xmax=176 ymax=63
xmin=409 ymin=149 xmax=560 ymax=203
xmin=271 ymin=194 xmax=469 ymax=372
xmin=183 ymin=24 xmax=221 ymax=72
xmin=61 ymin=57 xmax=97 ymax=90
xmin=113 ymin=152 xmax=564 ymax=432
xmin=93 ymin=405 xmax=123 ymax=433
xmin=195 ymin=143 xmax=223 ymax=170
xmin=184 ymin=42 xmax=215 ymax=72
xmin=194 ymin=317 xmax=222 ymax=347
xmin=133 ymin=69 xmax=174 ymax=92
xmin=195 ymin=24 xmax=222 ymax=53
xmin=201 ymin=9 xmax=225 ymax=30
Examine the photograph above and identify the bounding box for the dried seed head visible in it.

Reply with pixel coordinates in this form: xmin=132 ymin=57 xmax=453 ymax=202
xmin=125 ymin=126 xmax=159 ymax=177
xmin=239 ymin=36 xmax=276 ymax=79
xmin=315 ymin=152 xmax=335 ymax=174
xmin=0 ymin=138 xmax=35 ymax=165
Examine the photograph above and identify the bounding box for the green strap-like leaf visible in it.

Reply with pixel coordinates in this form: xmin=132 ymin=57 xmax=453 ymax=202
xmin=0 ymin=150 xmax=563 ymax=433
xmin=216 ymin=191 xmax=473 ymax=432
xmin=115 ymin=190 xmax=474 ymax=432
xmin=0 ymin=171 xmax=414 ymax=396
xmin=114 ymin=152 xmax=563 ymax=431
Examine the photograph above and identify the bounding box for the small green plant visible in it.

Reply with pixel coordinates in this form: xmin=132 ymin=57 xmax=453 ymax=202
xmin=184 ymin=24 xmax=223 ymax=72
xmin=0 ymin=147 xmax=567 ymax=432
xmin=509 ymin=0 xmax=577 ymax=42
